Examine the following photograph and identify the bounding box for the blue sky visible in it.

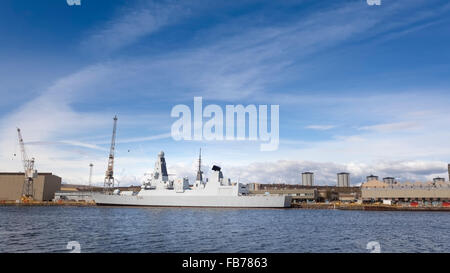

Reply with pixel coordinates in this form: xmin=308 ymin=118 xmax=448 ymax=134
xmin=1 ymin=0 xmax=450 ymax=186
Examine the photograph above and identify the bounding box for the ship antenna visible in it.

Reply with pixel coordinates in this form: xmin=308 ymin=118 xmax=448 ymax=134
xmin=196 ymin=148 xmax=203 ymax=182
xmin=199 ymin=148 xmax=201 ymax=171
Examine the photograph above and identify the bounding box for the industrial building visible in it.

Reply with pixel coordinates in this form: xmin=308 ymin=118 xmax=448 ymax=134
xmin=54 ymin=184 xmax=95 ymax=202
xmin=54 ymin=191 xmax=94 ymax=202
xmin=0 ymin=173 xmax=61 ymax=201
xmin=247 ymin=172 xmax=360 ymax=203
xmin=361 ymin=180 xmax=450 ymax=202
xmin=248 ymin=183 xmax=361 ymax=202
xmin=53 ymin=184 xmax=141 ymax=202
xmin=250 ymin=187 xmax=318 ymax=203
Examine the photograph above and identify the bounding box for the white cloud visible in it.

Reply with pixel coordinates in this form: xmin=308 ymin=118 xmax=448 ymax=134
xmin=77 ymin=0 xmax=448 ymax=102
xmin=306 ymin=125 xmax=336 ymax=130
xmin=359 ymin=122 xmax=420 ymax=132
xmin=118 ymin=133 xmax=172 ymax=144
xmin=80 ymin=0 xmax=194 ymax=55
xmin=284 ymin=130 xmax=450 ymax=163
xmin=165 ymin=159 xmax=449 ymax=187
xmin=26 ymin=140 xmax=106 ymax=152
xmin=2 ymin=0 xmax=450 ymax=186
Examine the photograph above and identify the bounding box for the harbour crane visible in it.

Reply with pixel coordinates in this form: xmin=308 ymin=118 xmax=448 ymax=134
xmin=17 ymin=128 xmax=37 ymax=201
xmin=104 ymin=115 xmax=117 ymax=192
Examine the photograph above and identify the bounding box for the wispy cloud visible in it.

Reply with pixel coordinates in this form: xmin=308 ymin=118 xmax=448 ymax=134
xmin=117 ymin=133 xmax=172 ymax=144
xmin=26 ymin=140 xmax=106 ymax=151
xmin=78 ymin=0 xmax=450 ymax=102
xmin=2 ymin=0 xmax=450 ymax=186
xmin=167 ymin=158 xmax=448 ymax=186
xmin=306 ymin=125 xmax=337 ymax=130
xmin=359 ymin=122 xmax=421 ymax=132
xmin=80 ymin=0 xmax=195 ymax=55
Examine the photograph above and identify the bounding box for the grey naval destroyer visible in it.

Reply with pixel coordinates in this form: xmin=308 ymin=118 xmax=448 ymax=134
xmin=92 ymin=151 xmax=291 ymax=208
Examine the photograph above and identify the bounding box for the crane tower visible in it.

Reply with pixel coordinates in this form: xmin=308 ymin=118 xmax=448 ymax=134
xmin=17 ymin=128 xmax=37 ymax=200
xmin=104 ymin=116 xmax=118 ymax=192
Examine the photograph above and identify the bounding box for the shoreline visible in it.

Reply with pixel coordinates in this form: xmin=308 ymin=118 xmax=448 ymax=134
xmin=292 ymin=203 xmax=450 ymax=211
xmin=0 ymin=200 xmax=95 ymax=207
xmin=1 ymin=201 xmax=450 ymax=211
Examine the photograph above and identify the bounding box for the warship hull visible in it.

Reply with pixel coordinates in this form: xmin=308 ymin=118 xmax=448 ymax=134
xmin=92 ymin=193 xmax=292 ymax=208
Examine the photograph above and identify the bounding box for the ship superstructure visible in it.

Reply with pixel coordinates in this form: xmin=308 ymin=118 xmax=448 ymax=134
xmin=93 ymin=151 xmax=291 ymax=208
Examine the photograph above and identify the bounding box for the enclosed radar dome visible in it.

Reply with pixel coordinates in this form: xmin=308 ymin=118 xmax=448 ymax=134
xmin=158 ymin=151 xmax=165 ymax=157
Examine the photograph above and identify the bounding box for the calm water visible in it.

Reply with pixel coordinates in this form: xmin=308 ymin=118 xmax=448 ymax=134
xmin=0 ymin=206 xmax=449 ymax=253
